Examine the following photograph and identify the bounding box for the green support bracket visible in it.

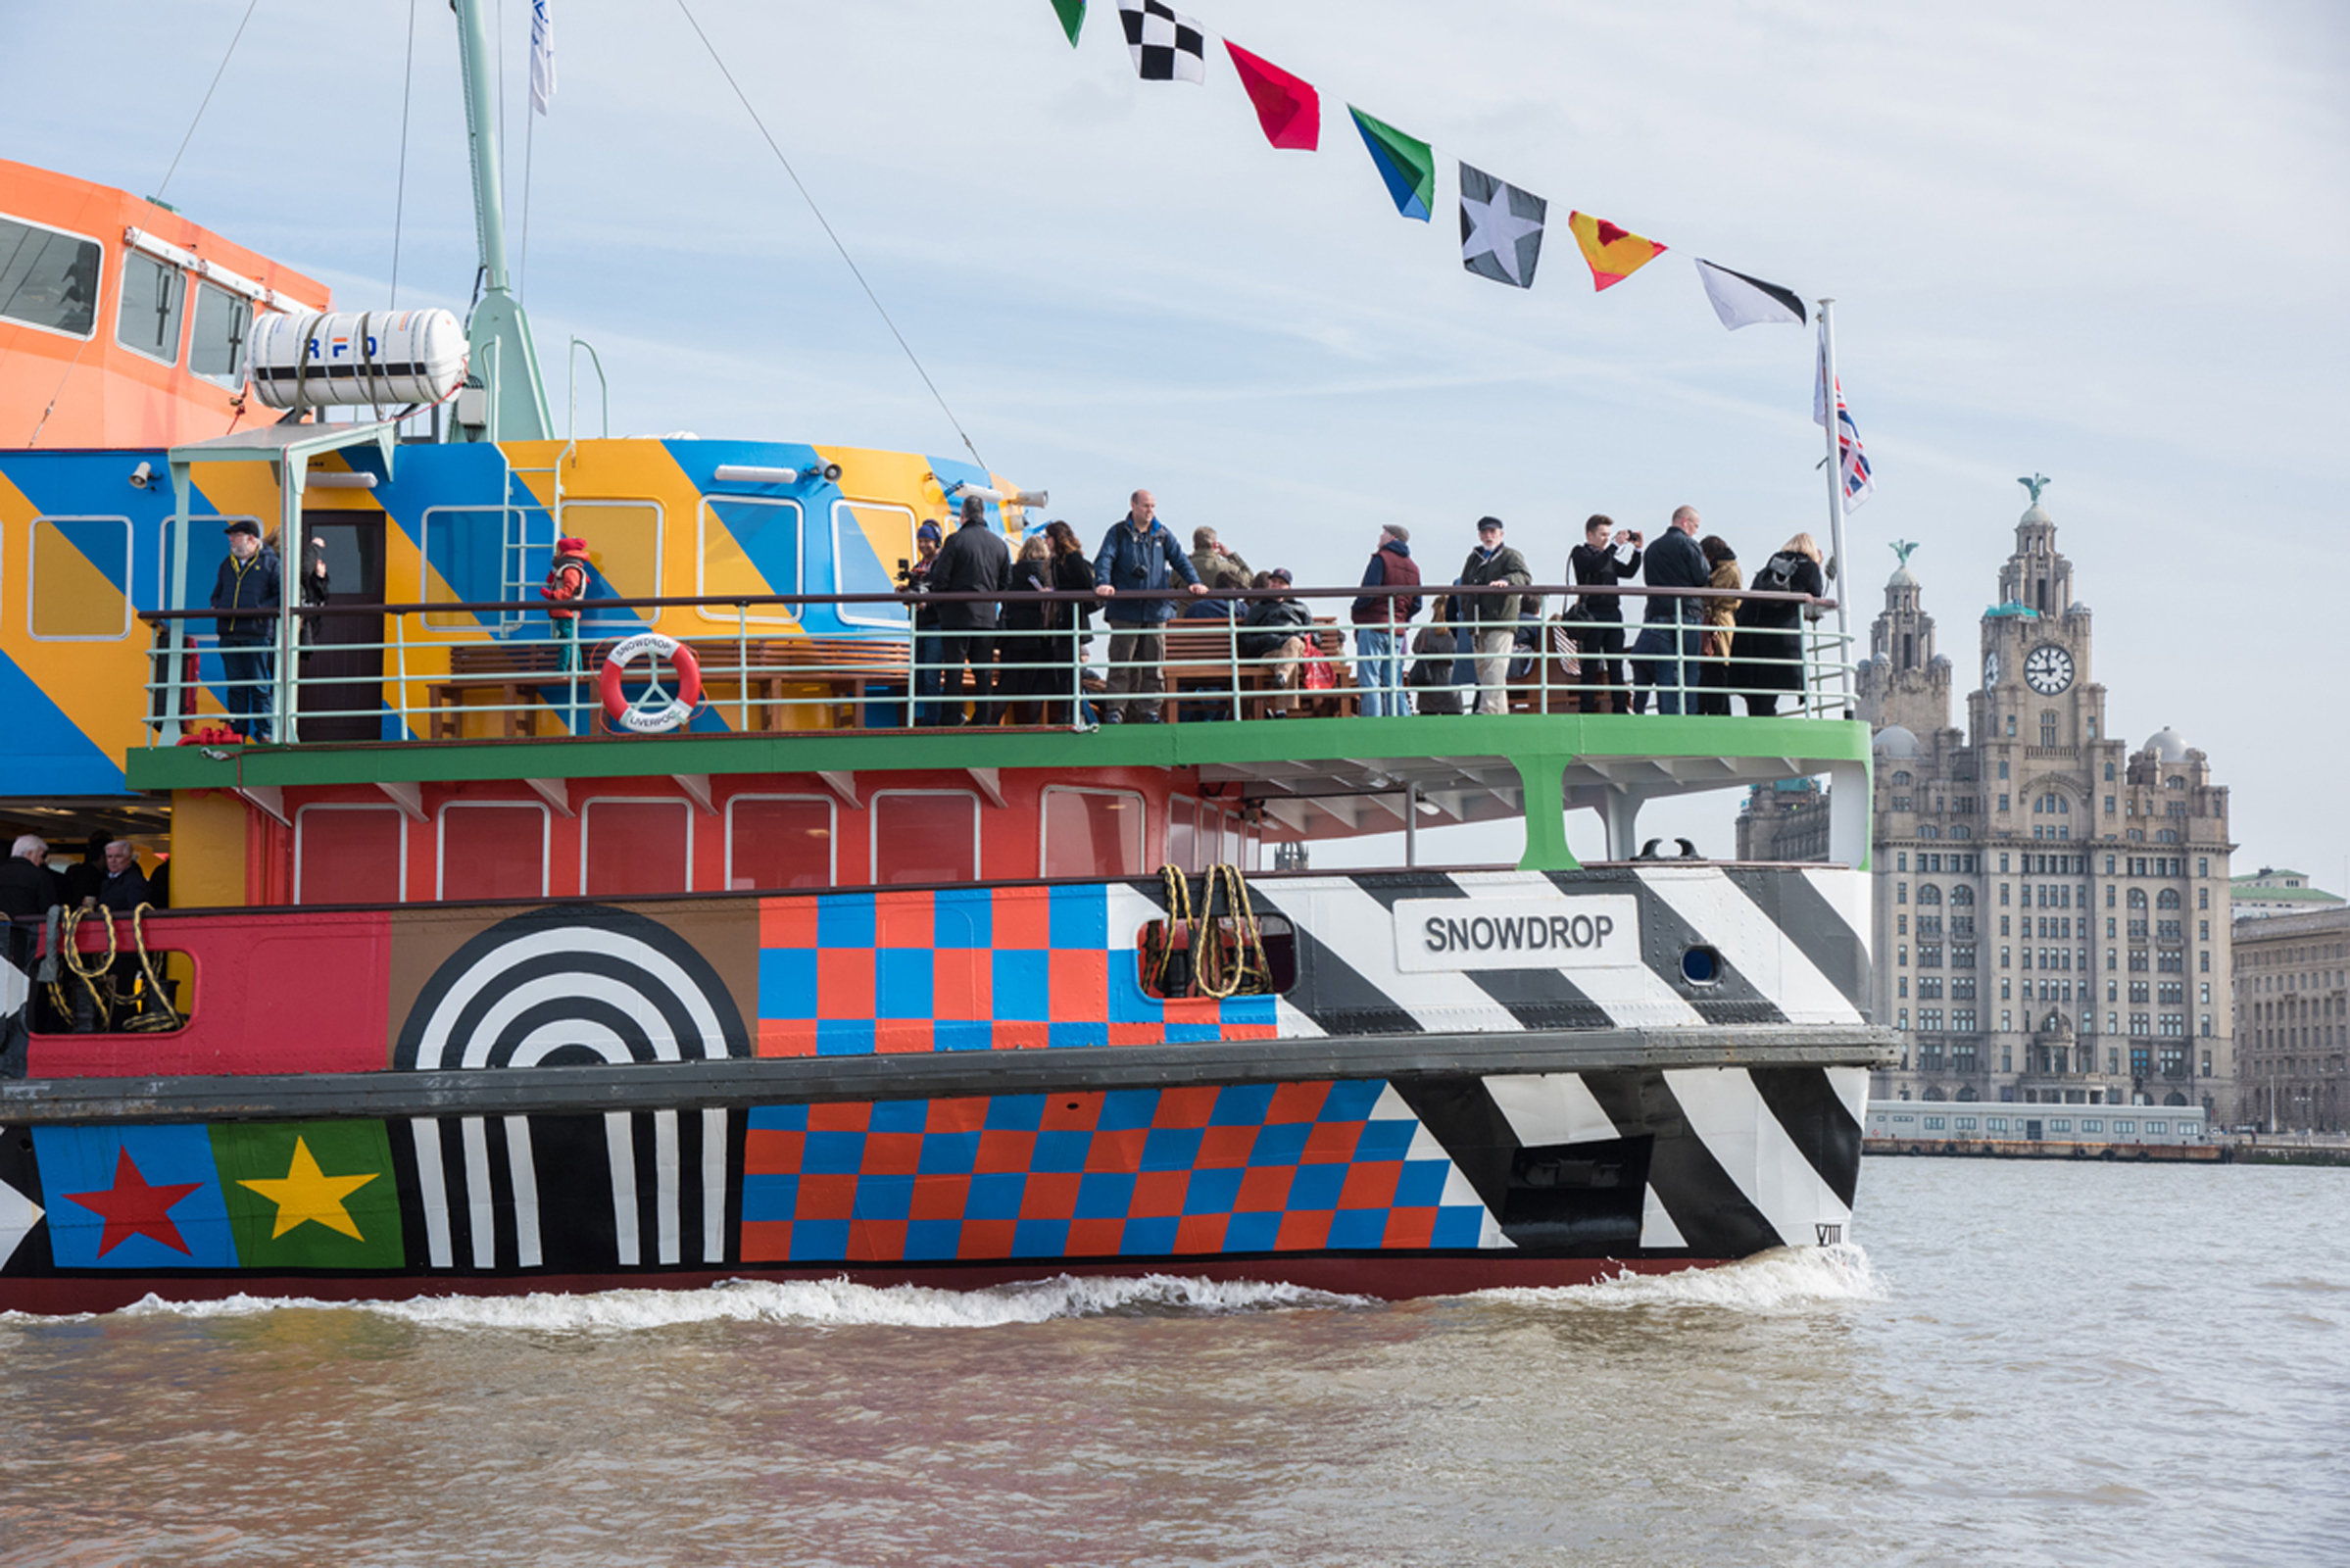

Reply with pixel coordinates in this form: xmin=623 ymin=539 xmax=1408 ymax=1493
xmin=1513 ymin=752 xmax=1577 ymax=871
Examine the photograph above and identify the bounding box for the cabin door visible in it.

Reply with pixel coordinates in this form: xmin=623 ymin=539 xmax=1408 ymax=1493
xmin=296 ymin=512 xmax=386 ymax=744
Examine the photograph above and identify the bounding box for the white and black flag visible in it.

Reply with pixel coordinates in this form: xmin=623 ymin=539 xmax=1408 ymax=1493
xmin=1118 ymin=0 xmax=1206 ymax=83
xmin=1459 ymin=164 xmax=1547 ymax=289
xmin=1693 ymin=259 xmax=1806 ymax=329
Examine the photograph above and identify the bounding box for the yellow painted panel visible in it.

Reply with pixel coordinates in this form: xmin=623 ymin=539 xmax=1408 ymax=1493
xmin=28 ymin=518 xmax=130 ymax=637
xmin=170 ymin=789 xmax=250 ymax=908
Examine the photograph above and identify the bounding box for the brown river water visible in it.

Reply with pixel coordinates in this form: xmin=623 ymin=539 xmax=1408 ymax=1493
xmin=0 ymin=1157 xmax=2341 ymax=1566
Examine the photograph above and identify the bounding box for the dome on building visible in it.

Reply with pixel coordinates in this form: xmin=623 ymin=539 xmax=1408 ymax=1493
xmin=2144 ymin=727 xmax=2188 ymax=760
xmin=2020 ymin=502 xmax=2054 ymax=527
xmin=1887 ymin=562 xmax=1919 ymax=589
xmin=1873 ymin=724 xmax=1920 ymax=758
xmin=1929 ymin=654 xmax=1951 ymax=671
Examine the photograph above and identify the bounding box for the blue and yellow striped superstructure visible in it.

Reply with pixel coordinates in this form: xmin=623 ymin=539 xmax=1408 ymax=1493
xmin=0 ymin=435 xmax=1036 ymax=797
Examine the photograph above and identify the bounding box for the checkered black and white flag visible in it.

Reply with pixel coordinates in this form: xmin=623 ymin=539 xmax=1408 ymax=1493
xmin=1118 ymin=0 xmax=1206 ymax=82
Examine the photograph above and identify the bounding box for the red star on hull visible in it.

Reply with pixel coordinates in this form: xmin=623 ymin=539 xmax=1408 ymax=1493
xmin=66 ymin=1148 xmax=203 ymax=1257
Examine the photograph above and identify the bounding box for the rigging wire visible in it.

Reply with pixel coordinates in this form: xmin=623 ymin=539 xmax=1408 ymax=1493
xmin=390 ymin=0 xmax=418 ymax=309
xmin=518 ymin=83 xmax=535 ymax=304
xmin=671 ymin=0 xmax=991 ymax=473
xmin=155 ymin=0 xmax=262 ymax=203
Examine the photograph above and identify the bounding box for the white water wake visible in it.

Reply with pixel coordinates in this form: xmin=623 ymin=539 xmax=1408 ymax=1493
xmin=1474 ymin=1243 xmax=1886 ymax=1313
xmin=98 ymin=1272 xmax=1369 ymax=1332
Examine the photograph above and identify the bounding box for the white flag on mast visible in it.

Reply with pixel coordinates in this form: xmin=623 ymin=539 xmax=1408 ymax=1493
xmin=529 ymin=0 xmax=556 ymax=115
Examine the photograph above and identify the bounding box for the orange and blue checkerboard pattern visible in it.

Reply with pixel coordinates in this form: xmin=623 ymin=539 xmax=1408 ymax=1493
xmin=756 ymin=884 xmax=1279 ymax=1055
xmin=738 ymin=1080 xmax=1493 ymax=1264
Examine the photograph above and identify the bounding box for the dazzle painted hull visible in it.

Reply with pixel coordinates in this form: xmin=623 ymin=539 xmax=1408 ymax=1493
xmin=0 ymin=867 xmax=1884 ymax=1312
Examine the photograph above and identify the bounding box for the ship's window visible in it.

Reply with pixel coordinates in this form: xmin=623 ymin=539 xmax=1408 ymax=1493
xmin=1166 ymin=798 xmax=1200 ymax=874
xmin=116 ymin=250 xmax=183 ymax=366
xmin=581 ymin=797 xmax=693 ymax=897
xmin=294 ymin=804 xmax=407 ymax=905
xmin=0 ymin=215 xmax=101 ymax=337
xmin=1136 ymin=912 xmax=1296 ymax=999
xmin=726 ymin=794 xmax=836 ymax=889
xmin=832 ymin=500 xmax=916 ymax=629
xmin=561 ymin=500 xmax=663 ymax=633
xmin=437 ymin=801 xmax=550 ymax=899
xmin=1042 ymin=787 xmax=1146 ymax=879
xmin=871 ymin=790 xmax=978 ymax=885
xmin=696 ymin=496 xmax=804 ymax=625
xmin=29 ymin=515 xmax=133 ymax=641
xmin=188 ymin=281 xmax=251 ymax=385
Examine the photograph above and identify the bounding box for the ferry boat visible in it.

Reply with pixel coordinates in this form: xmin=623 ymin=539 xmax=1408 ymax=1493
xmin=0 ymin=4 xmax=1891 ymax=1313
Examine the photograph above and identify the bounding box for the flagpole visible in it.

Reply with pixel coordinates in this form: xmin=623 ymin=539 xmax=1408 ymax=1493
xmin=1818 ymin=297 xmax=1853 ymax=718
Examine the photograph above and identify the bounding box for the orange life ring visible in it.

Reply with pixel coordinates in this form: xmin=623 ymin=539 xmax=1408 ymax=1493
xmin=599 ymin=633 xmax=702 ymax=733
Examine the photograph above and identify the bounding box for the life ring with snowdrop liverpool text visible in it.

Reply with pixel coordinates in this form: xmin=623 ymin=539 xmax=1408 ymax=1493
xmin=600 ymin=633 xmax=702 ymax=733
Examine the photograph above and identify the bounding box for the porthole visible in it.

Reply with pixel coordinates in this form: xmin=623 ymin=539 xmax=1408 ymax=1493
xmin=1682 ymin=946 xmax=1723 ymax=986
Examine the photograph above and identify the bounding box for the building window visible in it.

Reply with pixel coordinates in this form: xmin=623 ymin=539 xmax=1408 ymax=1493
xmin=2005 ymin=715 xmax=2016 ymax=736
xmin=2040 ymin=713 xmax=2057 ymax=748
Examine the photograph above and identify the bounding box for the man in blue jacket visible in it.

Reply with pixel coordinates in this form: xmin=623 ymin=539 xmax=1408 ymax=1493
xmin=210 ymin=519 xmax=281 ymax=741
xmin=1092 ymin=490 xmax=1206 ymax=723
xmin=1629 ymin=505 xmax=1709 ymax=715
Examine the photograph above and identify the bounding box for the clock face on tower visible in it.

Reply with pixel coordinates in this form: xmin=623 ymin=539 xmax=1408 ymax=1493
xmin=1983 ymin=650 xmax=2000 ymax=688
xmin=2024 ymin=644 xmax=2075 ymax=696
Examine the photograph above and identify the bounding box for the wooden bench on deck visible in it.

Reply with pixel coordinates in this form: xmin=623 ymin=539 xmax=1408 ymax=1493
xmin=1159 ymin=617 xmax=1355 ymax=721
xmin=425 ymin=636 xmax=914 ymax=738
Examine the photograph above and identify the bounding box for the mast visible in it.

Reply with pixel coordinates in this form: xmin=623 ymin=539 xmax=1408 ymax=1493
xmin=1818 ymin=298 xmax=1853 ymax=717
xmin=453 ymin=0 xmax=551 ymax=441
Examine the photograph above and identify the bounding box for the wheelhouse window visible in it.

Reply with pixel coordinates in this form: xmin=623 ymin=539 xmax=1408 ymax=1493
xmin=438 ymin=802 xmax=550 ymax=900
xmin=871 ymin=791 xmax=977 ymax=885
xmin=580 ymin=798 xmax=693 ymax=897
xmin=0 ymin=215 xmax=101 ymax=337
xmin=29 ymin=516 xmax=133 ymax=641
xmin=697 ymin=496 xmax=803 ymax=625
xmin=1042 ymin=787 xmax=1145 ymax=879
xmin=420 ymin=506 xmax=524 ymax=632
xmin=727 ymin=795 xmax=838 ymax=890
xmin=188 ymin=281 xmax=251 ymax=385
xmin=561 ymin=501 xmax=663 ymax=633
xmin=295 ymin=804 xmax=408 ymax=905
xmin=116 ymin=250 xmax=183 ymax=365
xmin=832 ymin=499 xmax=915 ymax=628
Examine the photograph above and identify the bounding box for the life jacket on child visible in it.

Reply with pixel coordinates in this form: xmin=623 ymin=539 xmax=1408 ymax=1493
xmin=542 ymin=537 xmax=590 ymax=620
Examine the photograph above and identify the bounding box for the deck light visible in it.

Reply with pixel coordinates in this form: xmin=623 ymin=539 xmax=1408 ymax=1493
xmin=308 ymin=472 xmax=377 ymax=490
xmin=713 ymin=465 xmax=801 ymax=486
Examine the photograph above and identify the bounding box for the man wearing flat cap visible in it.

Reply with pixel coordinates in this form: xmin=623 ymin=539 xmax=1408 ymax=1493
xmin=210 ymin=518 xmax=280 ymax=741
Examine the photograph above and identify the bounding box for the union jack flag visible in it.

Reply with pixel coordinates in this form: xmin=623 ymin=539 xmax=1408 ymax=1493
xmin=1814 ymin=335 xmax=1875 ymax=512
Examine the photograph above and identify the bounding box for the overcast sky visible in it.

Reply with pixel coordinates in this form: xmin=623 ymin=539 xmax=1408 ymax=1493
xmin=7 ymin=1 xmax=2345 ymax=881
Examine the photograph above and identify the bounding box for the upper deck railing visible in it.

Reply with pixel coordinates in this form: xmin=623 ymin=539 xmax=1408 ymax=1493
xmin=139 ymin=579 xmax=1852 ymax=746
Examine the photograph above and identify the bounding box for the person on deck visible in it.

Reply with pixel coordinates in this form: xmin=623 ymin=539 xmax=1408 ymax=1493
xmin=1693 ymin=535 xmax=1742 ymax=716
xmin=61 ymin=833 xmax=111 ymax=907
xmin=210 ymin=519 xmax=281 ymax=741
xmin=1092 ymin=490 xmax=1206 ymax=723
xmin=1238 ymin=569 xmax=1317 ymax=717
xmin=1567 ymin=514 xmax=1641 ymax=710
xmin=1189 ymin=527 xmax=1252 ymax=593
xmin=0 ymin=836 xmax=63 ymax=920
xmin=1629 ymin=506 xmax=1709 ymax=715
xmin=1455 ymin=517 xmax=1532 ymax=716
xmin=1044 ymin=520 xmax=1098 ymax=726
xmin=1726 ymin=533 xmax=1827 ymax=716
xmin=1407 ymin=622 xmax=1464 ymax=715
xmin=907 ymin=520 xmax=946 ymax=725
xmin=1350 ymin=524 xmax=1421 ymax=717
xmin=997 ymin=534 xmax=1057 ymax=725
xmin=931 ymin=495 xmax=1010 ymax=726
xmin=96 ymin=840 xmax=150 ymax=913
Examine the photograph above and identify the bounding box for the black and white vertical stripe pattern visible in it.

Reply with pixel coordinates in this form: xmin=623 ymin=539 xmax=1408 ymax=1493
xmin=1179 ymin=867 xmax=1873 ymax=1041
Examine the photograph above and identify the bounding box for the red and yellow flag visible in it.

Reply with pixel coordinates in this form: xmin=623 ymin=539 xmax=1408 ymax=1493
xmin=1568 ymin=213 xmax=1667 ymax=292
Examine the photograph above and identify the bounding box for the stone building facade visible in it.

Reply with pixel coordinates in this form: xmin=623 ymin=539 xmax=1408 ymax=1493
xmin=1836 ymin=487 xmax=2237 ymax=1118
xmin=2230 ymin=907 xmax=2348 ymax=1133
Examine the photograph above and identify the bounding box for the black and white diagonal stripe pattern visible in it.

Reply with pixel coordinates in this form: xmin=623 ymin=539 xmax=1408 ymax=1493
xmin=1118 ymin=0 xmax=1205 ymax=82
xmin=1159 ymin=867 xmax=1873 ymax=1042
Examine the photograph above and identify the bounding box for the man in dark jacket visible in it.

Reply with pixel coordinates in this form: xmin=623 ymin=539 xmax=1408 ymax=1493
xmin=1567 ymin=514 xmax=1641 ymax=705
xmin=1349 ymin=525 xmax=1422 ymax=716
xmin=929 ymin=496 xmax=1010 ymax=725
xmin=61 ymin=832 xmax=112 ymax=907
xmin=96 ymin=840 xmax=150 ymax=912
xmin=1629 ymin=506 xmax=1709 ymax=715
xmin=1092 ymin=490 xmax=1206 ymax=723
xmin=906 ymin=520 xmax=946 ymax=725
xmin=211 ymin=519 xmax=281 ymax=741
xmin=0 ymin=836 xmax=63 ymax=920
xmin=1455 ymin=517 xmax=1532 ymax=715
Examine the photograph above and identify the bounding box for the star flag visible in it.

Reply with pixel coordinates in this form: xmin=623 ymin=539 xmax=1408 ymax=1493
xmin=1815 ymin=331 xmax=1876 ymax=512
xmin=37 ymin=1125 xmax=236 ymax=1269
xmin=1458 ymin=164 xmax=1547 ymax=288
xmin=1694 ymin=258 xmax=1806 ymax=329
xmin=215 ymin=1122 xmax=406 ymax=1269
xmin=1568 ymin=212 xmax=1667 ymax=291
xmin=1049 ymin=0 xmax=1085 ymax=46
xmin=1117 ymin=0 xmax=1206 ymax=83
xmin=1225 ymin=41 xmax=1318 ymax=150
xmin=1348 ymin=107 xmax=1434 ymax=221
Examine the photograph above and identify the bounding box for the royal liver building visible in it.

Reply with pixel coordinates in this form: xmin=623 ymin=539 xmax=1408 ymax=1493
xmin=1849 ymin=481 xmax=2235 ymax=1119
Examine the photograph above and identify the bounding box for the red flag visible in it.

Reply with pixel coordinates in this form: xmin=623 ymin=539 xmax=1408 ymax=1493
xmin=1224 ymin=40 xmax=1319 ymax=150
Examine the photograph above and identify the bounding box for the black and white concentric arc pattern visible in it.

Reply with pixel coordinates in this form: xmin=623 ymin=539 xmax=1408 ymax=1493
xmin=393 ymin=906 xmax=750 ymax=1275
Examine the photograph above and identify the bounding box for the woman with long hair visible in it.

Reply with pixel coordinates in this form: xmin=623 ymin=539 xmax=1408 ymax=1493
xmin=998 ymin=533 xmax=1057 ymax=724
xmin=1726 ymin=532 xmax=1826 ymax=716
xmin=1045 ymin=520 xmax=1097 ymax=725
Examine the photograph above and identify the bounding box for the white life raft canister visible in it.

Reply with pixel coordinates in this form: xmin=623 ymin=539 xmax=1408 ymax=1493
xmin=246 ymin=309 xmax=467 ymax=409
